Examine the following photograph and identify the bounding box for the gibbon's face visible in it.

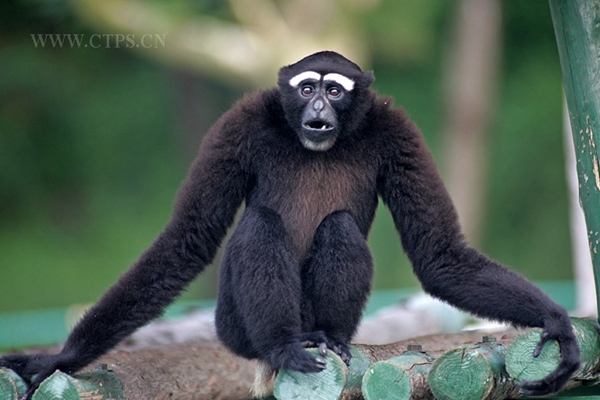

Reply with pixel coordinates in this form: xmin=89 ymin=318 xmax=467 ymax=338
xmin=288 ymin=71 xmax=354 ymax=151
xmin=278 ymin=52 xmax=374 ymax=152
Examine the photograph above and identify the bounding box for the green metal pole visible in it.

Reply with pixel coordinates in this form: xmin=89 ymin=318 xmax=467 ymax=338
xmin=549 ymin=0 xmax=600 ymax=318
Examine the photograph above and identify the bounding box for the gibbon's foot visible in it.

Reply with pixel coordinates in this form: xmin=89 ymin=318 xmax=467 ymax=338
xmin=318 ymin=342 xmax=328 ymax=357
xmin=297 ymin=330 xmax=329 ymax=349
xmin=296 ymin=331 xmax=352 ymax=366
xmin=266 ymin=339 xmax=327 ymax=373
xmin=327 ymin=338 xmax=352 ymax=366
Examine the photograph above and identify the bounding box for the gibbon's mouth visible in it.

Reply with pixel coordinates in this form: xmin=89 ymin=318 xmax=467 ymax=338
xmin=303 ymin=119 xmax=335 ymax=134
xmin=300 ymin=120 xmax=337 ymax=151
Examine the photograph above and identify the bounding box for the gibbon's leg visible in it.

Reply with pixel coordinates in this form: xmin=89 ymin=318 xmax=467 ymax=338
xmin=300 ymin=210 xmax=373 ymax=364
xmin=214 ymin=248 xmax=257 ymax=359
xmin=215 ymin=206 xmax=327 ymax=373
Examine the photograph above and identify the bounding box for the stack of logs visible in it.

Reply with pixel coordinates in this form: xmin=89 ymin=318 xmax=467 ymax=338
xmin=1 ymin=318 xmax=599 ymax=400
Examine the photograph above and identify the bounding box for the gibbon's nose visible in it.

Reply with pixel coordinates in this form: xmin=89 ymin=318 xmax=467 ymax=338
xmin=312 ymin=98 xmax=325 ymax=113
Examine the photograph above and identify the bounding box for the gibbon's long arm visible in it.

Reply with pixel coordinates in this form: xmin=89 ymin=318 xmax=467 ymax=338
xmin=376 ymin=109 xmax=580 ymax=396
xmin=0 ymin=112 xmax=248 ymax=397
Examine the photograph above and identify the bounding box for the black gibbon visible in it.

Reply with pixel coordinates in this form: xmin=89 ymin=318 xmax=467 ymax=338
xmin=1 ymin=51 xmax=579 ymax=398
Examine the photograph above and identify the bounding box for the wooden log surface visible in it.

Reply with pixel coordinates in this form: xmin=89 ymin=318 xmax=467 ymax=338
xmin=92 ymin=342 xmax=256 ymax=400
xmin=2 ymin=329 xmax=521 ymax=400
xmin=0 ymin=368 xmax=27 ymax=400
xmin=271 ymin=330 xmax=521 ymax=400
xmin=9 ymin=324 xmax=600 ymax=400
xmin=274 ymin=349 xmax=347 ymax=400
xmin=506 ymin=318 xmax=600 ymax=389
xmin=428 ymin=337 xmax=518 ymax=400
xmin=361 ymin=345 xmax=434 ymax=400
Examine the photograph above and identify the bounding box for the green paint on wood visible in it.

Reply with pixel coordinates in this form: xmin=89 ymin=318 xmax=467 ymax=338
xmin=505 ymin=330 xmax=559 ymax=384
xmin=32 ymin=371 xmax=79 ymax=400
xmin=549 ymin=0 xmax=600 ymax=316
xmin=571 ymin=318 xmax=600 ymax=378
xmin=362 ymin=348 xmax=434 ymax=400
xmin=429 ymin=338 xmax=516 ymax=400
xmin=344 ymin=346 xmax=371 ymax=391
xmin=70 ymin=368 xmax=126 ymax=399
xmin=0 ymin=367 xmax=27 ymax=400
xmin=274 ymin=349 xmax=346 ymax=400
xmin=20 ymin=366 xmax=126 ymax=400
xmin=506 ymin=318 xmax=600 ymax=383
xmin=363 ymin=361 xmax=412 ymax=400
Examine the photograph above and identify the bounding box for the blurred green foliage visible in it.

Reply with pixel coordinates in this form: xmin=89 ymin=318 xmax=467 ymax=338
xmin=0 ymin=0 xmax=571 ymax=313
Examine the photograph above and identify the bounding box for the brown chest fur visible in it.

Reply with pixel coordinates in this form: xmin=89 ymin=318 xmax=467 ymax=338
xmin=259 ymin=156 xmax=375 ymax=259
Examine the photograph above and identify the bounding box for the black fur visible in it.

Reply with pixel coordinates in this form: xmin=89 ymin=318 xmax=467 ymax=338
xmin=1 ymin=51 xmax=579 ymax=397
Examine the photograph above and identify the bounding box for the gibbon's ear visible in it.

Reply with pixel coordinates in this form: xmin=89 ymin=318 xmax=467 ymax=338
xmin=362 ymin=70 xmax=375 ymax=87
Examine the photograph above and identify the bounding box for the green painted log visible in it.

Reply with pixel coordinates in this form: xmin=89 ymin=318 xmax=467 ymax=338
xmin=549 ymin=0 xmax=600 ymax=314
xmin=272 ymin=346 xmax=371 ymax=400
xmin=32 ymin=371 xmax=79 ymax=400
xmin=18 ymin=365 xmax=126 ymax=400
xmin=362 ymin=344 xmax=434 ymax=400
xmin=0 ymin=367 xmax=28 ymax=400
xmin=506 ymin=318 xmax=600 ymax=385
xmin=428 ymin=336 xmax=518 ymax=400
xmin=343 ymin=346 xmax=372 ymax=397
xmin=273 ymin=349 xmax=346 ymax=400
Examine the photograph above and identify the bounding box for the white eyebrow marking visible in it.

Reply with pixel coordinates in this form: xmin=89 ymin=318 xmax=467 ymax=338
xmin=323 ymin=73 xmax=355 ymax=91
xmin=289 ymin=71 xmax=321 ymax=88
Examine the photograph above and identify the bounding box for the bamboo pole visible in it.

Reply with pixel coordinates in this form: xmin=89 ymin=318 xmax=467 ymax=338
xmin=549 ymin=0 xmax=600 ymax=317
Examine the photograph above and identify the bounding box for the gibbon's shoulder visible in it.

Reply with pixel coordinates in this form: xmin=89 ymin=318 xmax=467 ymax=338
xmin=201 ymin=88 xmax=283 ymax=150
xmin=226 ymin=88 xmax=284 ymax=127
xmin=368 ymin=94 xmax=412 ymax=131
xmin=365 ymin=93 xmax=423 ymax=147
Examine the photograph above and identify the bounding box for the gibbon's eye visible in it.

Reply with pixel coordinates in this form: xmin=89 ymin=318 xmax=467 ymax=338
xmin=301 ymin=85 xmax=315 ymax=97
xmin=327 ymin=87 xmax=342 ymax=99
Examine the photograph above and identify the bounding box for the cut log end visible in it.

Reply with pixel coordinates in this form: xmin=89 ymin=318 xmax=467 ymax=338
xmin=429 ymin=339 xmax=517 ymax=400
xmin=273 ymin=349 xmax=347 ymax=400
xmin=505 ymin=330 xmax=559 ymax=385
xmin=506 ymin=318 xmax=600 ymax=383
xmin=0 ymin=367 xmax=28 ymax=400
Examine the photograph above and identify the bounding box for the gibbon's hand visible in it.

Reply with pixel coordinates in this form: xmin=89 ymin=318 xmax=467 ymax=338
xmin=519 ymin=325 xmax=580 ymax=396
xmin=1 ymin=352 xmax=73 ymax=400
